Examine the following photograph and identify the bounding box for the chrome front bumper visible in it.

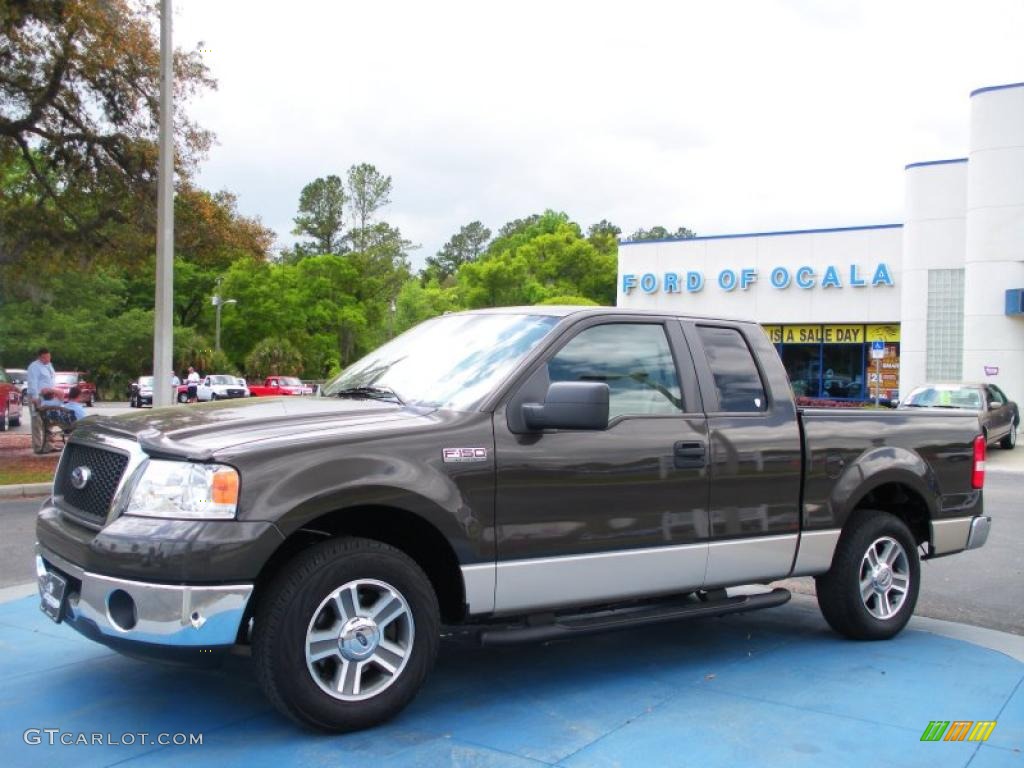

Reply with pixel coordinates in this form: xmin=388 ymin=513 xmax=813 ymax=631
xmin=36 ymin=546 xmax=253 ymax=648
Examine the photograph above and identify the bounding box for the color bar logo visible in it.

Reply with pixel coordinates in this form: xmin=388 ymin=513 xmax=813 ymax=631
xmin=920 ymin=721 xmax=997 ymax=742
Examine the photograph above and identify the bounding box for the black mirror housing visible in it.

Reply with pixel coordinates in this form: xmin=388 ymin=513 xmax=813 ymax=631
xmin=522 ymin=381 xmax=609 ymax=431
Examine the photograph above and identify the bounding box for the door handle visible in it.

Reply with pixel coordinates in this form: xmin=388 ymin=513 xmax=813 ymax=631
xmin=673 ymin=440 xmax=706 ymax=469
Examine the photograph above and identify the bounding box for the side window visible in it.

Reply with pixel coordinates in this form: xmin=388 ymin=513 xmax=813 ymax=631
xmin=548 ymin=323 xmax=685 ymax=421
xmin=696 ymin=326 xmax=767 ymax=413
xmin=989 ymin=386 xmax=1006 ymax=405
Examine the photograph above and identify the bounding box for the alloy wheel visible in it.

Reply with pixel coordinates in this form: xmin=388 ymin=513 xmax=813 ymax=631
xmin=859 ymin=536 xmax=910 ymax=620
xmin=304 ymin=578 xmax=415 ymax=702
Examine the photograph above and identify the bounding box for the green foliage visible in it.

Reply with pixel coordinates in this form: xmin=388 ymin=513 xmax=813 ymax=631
xmin=292 ymin=175 xmax=347 ymax=255
xmin=245 ymin=337 xmax=303 ymax=379
xmin=537 ymin=295 xmax=600 ymax=306
xmin=395 ymin=280 xmax=460 ymax=334
xmin=423 ymin=221 xmax=491 ymax=283
xmin=456 ymin=210 xmax=617 ymax=308
xmin=627 ymin=225 xmax=696 ymax=241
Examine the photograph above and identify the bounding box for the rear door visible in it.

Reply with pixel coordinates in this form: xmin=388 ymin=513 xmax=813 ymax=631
xmin=683 ymin=321 xmax=803 ymax=587
xmin=492 ymin=316 xmax=710 ymax=614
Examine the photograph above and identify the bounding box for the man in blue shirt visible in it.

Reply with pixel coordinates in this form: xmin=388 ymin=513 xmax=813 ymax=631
xmin=26 ymin=347 xmax=56 ymax=453
xmin=63 ymin=387 xmax=88 ymax=422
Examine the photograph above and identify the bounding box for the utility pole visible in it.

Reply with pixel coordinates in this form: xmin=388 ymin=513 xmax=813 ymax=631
xmin=152 ymin=0 xmax=174 ymax=407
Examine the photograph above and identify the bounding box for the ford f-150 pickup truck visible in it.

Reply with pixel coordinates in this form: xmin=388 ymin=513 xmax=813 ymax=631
xmin=35 ymin=307 xmax=991 ymax=732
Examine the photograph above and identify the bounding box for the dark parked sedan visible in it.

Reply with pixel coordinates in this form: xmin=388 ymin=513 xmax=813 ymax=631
xmin=900 ymin=382 xmax=1018 ymax=449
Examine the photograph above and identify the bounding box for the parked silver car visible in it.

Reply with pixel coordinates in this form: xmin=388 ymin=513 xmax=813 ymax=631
xmin=899 ymin=382 xmax=1018 ymax=449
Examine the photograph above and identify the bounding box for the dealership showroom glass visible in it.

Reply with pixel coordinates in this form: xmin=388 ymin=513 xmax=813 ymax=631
xmin=619 ymin=82 xmax=1024 ymax=403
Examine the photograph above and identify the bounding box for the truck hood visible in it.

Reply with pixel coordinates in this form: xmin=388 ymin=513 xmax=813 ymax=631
xmin=74 ymin=396 xmax=429 ymax=459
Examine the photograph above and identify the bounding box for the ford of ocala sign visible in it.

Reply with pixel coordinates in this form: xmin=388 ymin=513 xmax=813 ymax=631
xmin=621 ymin=264 xmax=895 ymax=294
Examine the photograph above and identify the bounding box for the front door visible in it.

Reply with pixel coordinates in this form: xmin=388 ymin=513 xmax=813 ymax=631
xmin=492 ymin=318 xmax=710 ymax=614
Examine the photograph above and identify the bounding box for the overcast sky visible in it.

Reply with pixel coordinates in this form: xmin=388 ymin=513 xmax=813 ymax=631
xmin=174 ymin=0 xmax=1023 ymax=266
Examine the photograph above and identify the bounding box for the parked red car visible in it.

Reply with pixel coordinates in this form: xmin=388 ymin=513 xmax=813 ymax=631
xmin=53 ymin=371 xmax=96 ymax=406
xmin=247 ymin=376 xmax=314 ymax=397
xmin=0 ymin=366 xmax=25 ymax=430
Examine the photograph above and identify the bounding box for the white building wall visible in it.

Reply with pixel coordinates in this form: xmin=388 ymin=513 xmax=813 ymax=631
xmin=964 ymin=84 xmax=1024 ymax=395
xmin=617 ymin=226 xmax=903 ymax=325
xmin=901 ymin=160 xmax=968 ymax=392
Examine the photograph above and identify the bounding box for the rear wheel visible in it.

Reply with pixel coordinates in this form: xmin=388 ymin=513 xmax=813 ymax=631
xmin=9 ymin=411 xmax=20 ymax=427
xmin=815 ymin=510 xmax=920 ymax=640
xmin=254 ymin=537 xmax=439 ymax=732
xmin=1000 ymin=421 xmax=1017 ymax=450
xmin=0 ymin=407 xmax=8 ymax=432
xmin=177 ymin=392 xmax=188 ymax=404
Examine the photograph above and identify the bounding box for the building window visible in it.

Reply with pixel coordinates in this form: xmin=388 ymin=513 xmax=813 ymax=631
xmin=926 ymin=269 xmax=964 ymax=381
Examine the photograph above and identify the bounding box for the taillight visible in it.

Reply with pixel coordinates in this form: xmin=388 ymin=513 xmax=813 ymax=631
xmin=972 ymin=434 xmax=986 ymax=489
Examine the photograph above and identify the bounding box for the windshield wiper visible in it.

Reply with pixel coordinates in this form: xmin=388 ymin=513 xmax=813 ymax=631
xmin=332 ymin=386 xmax=404 ymax=405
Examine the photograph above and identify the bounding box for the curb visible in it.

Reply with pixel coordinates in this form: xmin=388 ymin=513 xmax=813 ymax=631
xmin=0 ymin=483 xmax=51 ymax=499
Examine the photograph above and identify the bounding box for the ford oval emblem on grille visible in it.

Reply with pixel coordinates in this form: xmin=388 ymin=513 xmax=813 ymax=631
xmin=70 ymin=466 xmax=92 ymax=490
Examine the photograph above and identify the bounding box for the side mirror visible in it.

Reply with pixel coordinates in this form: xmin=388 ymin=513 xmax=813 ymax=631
xmin=522 ymin=382 xmax=609 ymax=431
xmin=988 ymin=401 xmax=1000 ymax=411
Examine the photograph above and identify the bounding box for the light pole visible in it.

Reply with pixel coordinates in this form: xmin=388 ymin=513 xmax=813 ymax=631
xmin=212 ymin=289 xmax=237 ymax=352
xmin=152 ymin=0 xmax=174 ymax=406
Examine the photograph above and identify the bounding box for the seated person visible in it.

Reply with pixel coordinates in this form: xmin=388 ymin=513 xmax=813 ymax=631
xmin=38 ymin=387 xmax=63 ymax=408
xmin=63 ymin=386 xmax=88 ymax=422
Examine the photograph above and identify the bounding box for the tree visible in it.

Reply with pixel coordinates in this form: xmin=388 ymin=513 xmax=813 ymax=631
xmin=587 ymin=220 xmax=621 ymax=239
xmin=627 ymin=225 xmax=696 ymax=241
xmin=245 ymin=337 xmax=304 ymax=379
xmin=456 ymin=211 xmax=616 ymax=308
xmin=0 ymin=0 xmax=215 ymax=267
xmin=292 ymin=175 xmax=347 ymax=255
xmin=423 ymin=221 xmax=491 ymax=283
xmin=346 ymin=163 xmax=392 ymax=251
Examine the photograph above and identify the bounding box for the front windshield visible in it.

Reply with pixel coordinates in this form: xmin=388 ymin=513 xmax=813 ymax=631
xmin=279 ymin=377 xmax=303 ymax=386
xmin=138 ymin=376 xmax=153 ymax=386
xmin=904 ymin=385 xmax=983 ymax=410
xmin=323 ymin=312 xmax=560 ymax=409
xmin=209 ymin=375 xmax=237 ymax=385
xmin=55 ymin=373 xmax=77 ymax=385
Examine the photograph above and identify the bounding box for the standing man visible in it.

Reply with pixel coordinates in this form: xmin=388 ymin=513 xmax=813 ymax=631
xmin=27 ymin=347 xmax=56 ymax=454
xmin=186 ymin=366 xmax=200 ymax=403
xmin=170 ymin=370 xmax=180 ymax=404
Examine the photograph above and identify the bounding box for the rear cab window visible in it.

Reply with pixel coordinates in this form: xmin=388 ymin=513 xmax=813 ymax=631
xmin=695 ymin=325 xmax=768 ymax=413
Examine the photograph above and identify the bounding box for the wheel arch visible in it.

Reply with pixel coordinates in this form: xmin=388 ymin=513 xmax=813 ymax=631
xmin=250 ymin=504 xmax=468 ymax=632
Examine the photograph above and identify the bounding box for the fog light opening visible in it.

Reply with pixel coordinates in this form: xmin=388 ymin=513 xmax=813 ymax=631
xmin=107 ymin=589 xmax=137 ymax=631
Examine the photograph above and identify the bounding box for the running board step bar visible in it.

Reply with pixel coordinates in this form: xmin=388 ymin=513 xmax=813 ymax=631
xmin=477 ymin=588 xmax=791 ymax=646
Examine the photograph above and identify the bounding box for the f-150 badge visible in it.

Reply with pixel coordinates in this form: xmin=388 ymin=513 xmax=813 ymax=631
xmin=443 ymin=447 xmax=488 ymax=463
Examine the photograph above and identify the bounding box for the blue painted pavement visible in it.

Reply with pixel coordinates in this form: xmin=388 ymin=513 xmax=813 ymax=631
xmin=0 ymin=594 xmax=1020 ymax=767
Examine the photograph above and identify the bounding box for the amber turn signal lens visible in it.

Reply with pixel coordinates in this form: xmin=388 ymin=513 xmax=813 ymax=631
xmin=211 ymin=468 xmax=240 ymax=505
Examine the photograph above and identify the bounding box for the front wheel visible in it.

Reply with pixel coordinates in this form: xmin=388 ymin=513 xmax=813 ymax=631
xmin=1000 ymin=421 xmax=1017 ymax=450
xmin=254 ymin=537 xmax=439 ymax=732
xmin=177 ymin=392 xmax=188 ymax=404
xmin=815 ymin=510 xmax=920 ymax=640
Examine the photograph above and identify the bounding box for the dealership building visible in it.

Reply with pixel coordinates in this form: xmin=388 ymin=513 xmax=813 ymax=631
xmin=618 ymin=81 xmax=1024 ymax=402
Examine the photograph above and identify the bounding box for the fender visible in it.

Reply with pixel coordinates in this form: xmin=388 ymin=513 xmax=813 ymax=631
xmin=828 ymin=445 xmax=940 ymax=529
xmin=241 ymin=452 xmax=494 ymax=567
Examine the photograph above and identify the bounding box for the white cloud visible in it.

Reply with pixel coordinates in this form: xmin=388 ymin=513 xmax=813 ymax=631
xmin=173 ymin=0 xmax=1024 ymax=265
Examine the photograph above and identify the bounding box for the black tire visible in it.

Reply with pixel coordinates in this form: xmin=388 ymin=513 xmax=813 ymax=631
xmin=253 ymin=537 xmax=440 ymax=732
xmin=130 ymin=396 xmax=137 ymax=408
xmin=0 ymin=407 xmax=8 ymax=432
xmin=1000 ymin=421 xmax=1017 ymax=450
xmin=815 ymin=509 xmax=920 ymax=641
xmin=9 ymin=413 xmax=21 ymax=427
xmin=177 ymin=392 xmax=188 ymax=404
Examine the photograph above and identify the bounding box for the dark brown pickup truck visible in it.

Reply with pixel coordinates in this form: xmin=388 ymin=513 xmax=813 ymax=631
xmin=35 ymin=307 xmax=991 ymax=732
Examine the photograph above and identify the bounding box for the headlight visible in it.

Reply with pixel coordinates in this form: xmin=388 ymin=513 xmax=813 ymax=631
xmin=126 ymin=460 xmax=240 ymax=520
